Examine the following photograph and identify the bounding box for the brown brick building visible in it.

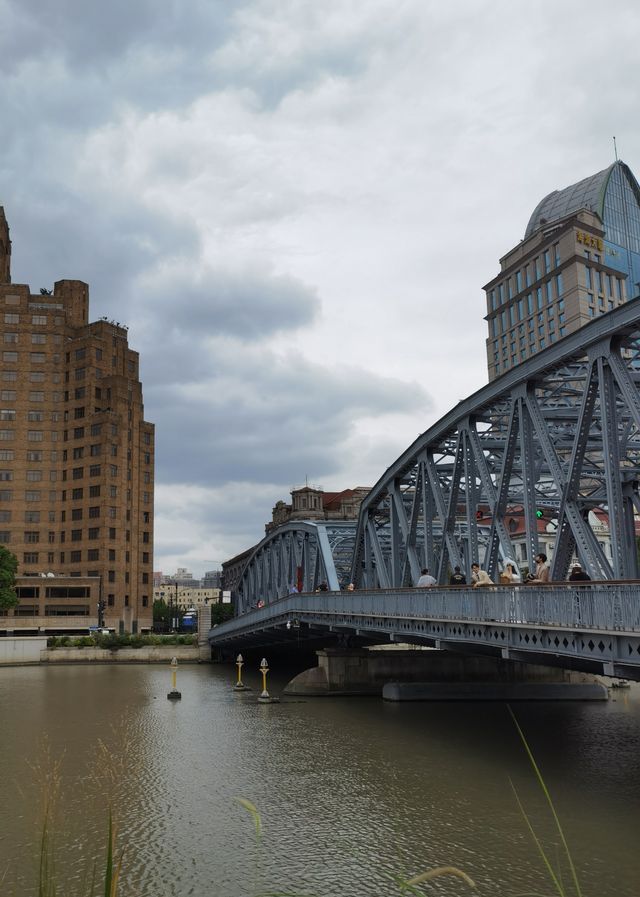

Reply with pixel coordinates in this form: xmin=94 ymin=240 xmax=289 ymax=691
xmin=0 ymin=208 xmax=154 ymax=633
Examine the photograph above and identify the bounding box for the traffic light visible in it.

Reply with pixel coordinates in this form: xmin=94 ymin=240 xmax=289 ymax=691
xmin=535 ymin=509 xmax=545 ymax=519
xmin=475 ymin=510 xmax=484 ymax=520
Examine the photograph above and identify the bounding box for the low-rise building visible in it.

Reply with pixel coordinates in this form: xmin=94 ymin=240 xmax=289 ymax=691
xmin=1 ymin=573 xmax=105 ymax=635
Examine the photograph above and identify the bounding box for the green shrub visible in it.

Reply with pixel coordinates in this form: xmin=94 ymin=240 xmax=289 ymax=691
xmin=46 ymin=632 xmax=197 ymax=650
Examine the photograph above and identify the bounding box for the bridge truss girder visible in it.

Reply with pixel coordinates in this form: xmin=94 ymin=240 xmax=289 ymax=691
xmin=237 ymin=521 xmax=356 ymax=613
xmin=352 ymin=299 xmax=640 ymax=587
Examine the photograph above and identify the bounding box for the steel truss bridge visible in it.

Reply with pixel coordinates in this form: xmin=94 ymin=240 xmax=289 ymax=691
xmin=214 ymin=300 xmax=640 ymax=675
xmin=235 ymin=521 xmax=357 ymax=615
xmin=355 ymin=297 xmax=640 ymax=587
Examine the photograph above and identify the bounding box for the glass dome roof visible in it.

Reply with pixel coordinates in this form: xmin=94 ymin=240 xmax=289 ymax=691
xmin=524 ymin=163 xmax=616 ymax=238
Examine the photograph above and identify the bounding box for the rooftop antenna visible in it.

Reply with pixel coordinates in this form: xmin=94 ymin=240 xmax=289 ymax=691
xmin=613 ymin=135 xmax=619 ymax=162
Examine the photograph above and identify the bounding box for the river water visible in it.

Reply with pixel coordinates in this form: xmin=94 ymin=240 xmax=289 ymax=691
xmin=0 ymin=662 xmax=638 ymax=897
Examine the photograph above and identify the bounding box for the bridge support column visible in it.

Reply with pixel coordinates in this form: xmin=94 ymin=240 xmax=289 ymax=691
xmin=284 ymin=647 xmax=608 ymax=699
xmin=197 ymin=605 xmax=212 ymax=662
xmin=285 ymin=648 xmax=379 ymax=696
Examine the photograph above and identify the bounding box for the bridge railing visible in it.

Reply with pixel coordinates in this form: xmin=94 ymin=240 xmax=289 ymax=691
xmin=212 ymin=582 xmax=640 ymax=639
xmin=351 ymin=584 xmax=640 ymax=631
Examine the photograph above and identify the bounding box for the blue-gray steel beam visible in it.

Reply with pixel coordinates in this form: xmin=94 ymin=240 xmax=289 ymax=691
xmin=552 ymin=358 xmax=599 ymax=579
xmin=462 ymin=428 xmax=480 ymax=575
xmin=518 ymin=392 xmax=540 ymax=567
xmin=425 ymin=452 xmax=461 ymax=577
xmin=523 ymin=382 xmax=610 ymax=576
xmin=598 ymin=356 xmax=628 ymax=578
xmin=440 ymin=433 xmax=464 ymax=579
xmin=466 ymin=422 xmax=515 ymax=576
xmin=486 ymin=400 xmax=519 ymax=576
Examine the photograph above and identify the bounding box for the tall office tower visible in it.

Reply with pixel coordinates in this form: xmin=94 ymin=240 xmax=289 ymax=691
xmin=0 ymin=208 xmax=154 ymax=633
xmin=484 ymin=160 xmax=640 ymax=381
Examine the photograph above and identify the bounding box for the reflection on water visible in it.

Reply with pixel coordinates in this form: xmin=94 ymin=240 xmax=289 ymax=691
xmin=0 ymin=663 xmax=639 ymax=896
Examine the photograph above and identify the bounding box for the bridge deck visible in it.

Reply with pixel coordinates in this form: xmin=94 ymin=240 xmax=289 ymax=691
xmin=209 ymin=583 xmax=640 ymax=680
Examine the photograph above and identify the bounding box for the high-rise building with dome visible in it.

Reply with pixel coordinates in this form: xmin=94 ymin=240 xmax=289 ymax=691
xmin=484 ymin=160 xmax=640 ymax=381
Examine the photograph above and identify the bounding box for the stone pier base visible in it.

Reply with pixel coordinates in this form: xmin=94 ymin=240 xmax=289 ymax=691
xmin=284 ymin=647 xmax=605 ymax=699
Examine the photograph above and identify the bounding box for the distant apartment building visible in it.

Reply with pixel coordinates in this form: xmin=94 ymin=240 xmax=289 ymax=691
xmin=202 ymin=568 xmax=223 ymax=589
xmin=153 ymin=583 xmax=220 ymax=612
xmin=0 ymin=208 xmax=154 ymax=633
xmin=167 ymin=567 xmax=200 ymax=587
xmin=485 ymin=160 xmax=640 ymax=381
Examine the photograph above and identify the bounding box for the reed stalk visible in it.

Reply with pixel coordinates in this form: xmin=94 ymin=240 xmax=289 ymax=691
xmin=508 ymin=705 xmax=583 ymax=897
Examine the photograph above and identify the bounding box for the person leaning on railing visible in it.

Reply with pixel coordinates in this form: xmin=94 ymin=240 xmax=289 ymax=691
xmin=525 ymin=552 xmax=550 ymax=584
xmin=471 ymin=563 xmax=494 ymax=587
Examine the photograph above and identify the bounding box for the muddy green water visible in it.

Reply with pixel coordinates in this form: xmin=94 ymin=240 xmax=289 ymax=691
xmin=0 ymin=663 xmax=638 ymax=897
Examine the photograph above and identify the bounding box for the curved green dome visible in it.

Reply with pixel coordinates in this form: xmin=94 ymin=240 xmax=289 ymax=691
xmin=525 ymin=160 xmax=640 ymax=251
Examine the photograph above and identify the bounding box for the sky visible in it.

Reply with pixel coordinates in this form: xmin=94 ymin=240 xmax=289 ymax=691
xmin=2 ymin=0 xmax=640 ymax=577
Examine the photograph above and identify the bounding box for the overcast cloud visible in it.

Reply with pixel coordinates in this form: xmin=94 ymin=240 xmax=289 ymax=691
xmin=3 ymin=0 xmax=640 ymax=575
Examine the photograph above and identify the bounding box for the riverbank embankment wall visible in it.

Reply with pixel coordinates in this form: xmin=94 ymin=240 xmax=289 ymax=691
xmin=0 ymin=637 xmax=203 ymax=665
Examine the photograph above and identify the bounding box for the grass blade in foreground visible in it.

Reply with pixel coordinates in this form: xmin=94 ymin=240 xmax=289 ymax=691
xmin=236 ymin=797 xmax=263 ymax=839
xmin=397 ymin=866 xmax=476 ymax=894
xmin=508 ymin=706 xmax=583 ymax=897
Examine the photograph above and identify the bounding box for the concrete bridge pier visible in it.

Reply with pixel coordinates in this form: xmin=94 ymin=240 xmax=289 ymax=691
xmin=283 ymin=647 xmax=608 ymax=700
